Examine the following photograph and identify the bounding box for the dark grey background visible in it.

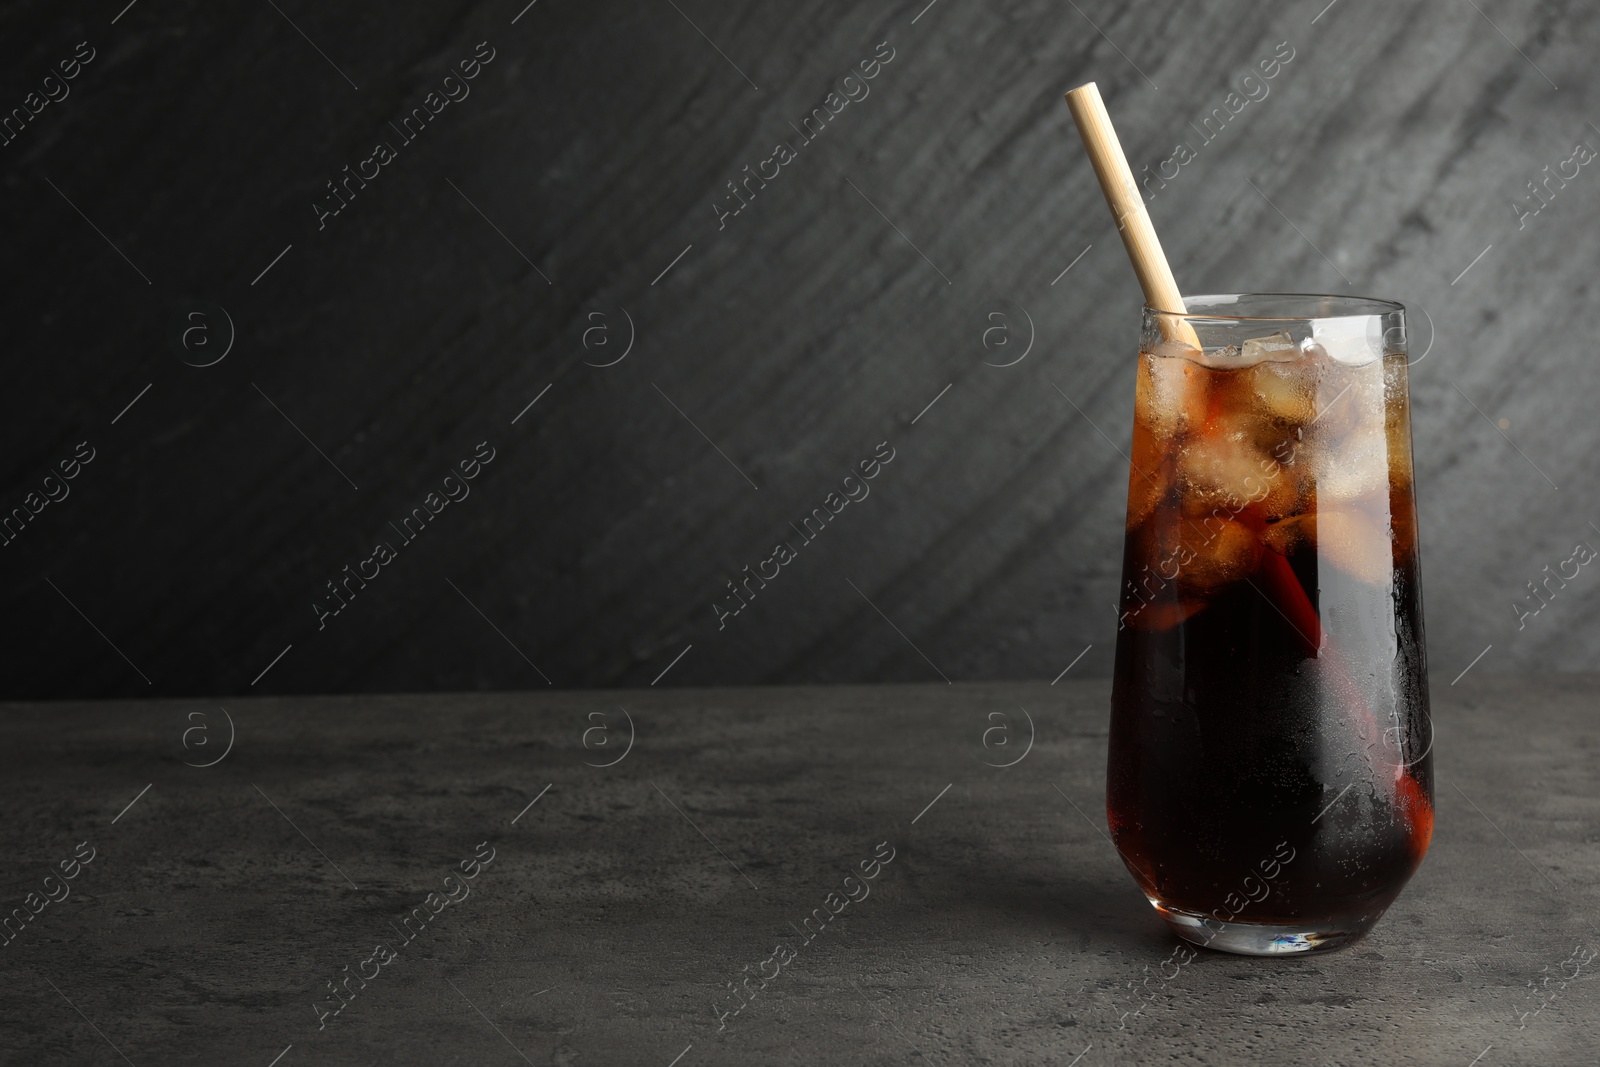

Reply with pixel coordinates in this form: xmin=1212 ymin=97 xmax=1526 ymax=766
xmin=2 ymin=0 xmax=1594 ymax=699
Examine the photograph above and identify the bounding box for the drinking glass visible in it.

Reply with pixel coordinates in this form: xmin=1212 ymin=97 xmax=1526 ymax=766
xmin=1107 ymin=293 xmax=1434 ymax=955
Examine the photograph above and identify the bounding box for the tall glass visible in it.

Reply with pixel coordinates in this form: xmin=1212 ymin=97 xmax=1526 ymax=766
xmin=1108 ymin=294 xmax=1433 ymax=955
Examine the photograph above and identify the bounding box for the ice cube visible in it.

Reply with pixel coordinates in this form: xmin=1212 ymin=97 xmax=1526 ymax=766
xmin=1190 ymin=344 xmax=1241 ymax=370
xmin=1313 ymin=509 xmax=1392 ymax=585
xmin=1263 ymin=509 xmax=1391 ymax=585
xmin=1311 ymin=316 xmax=1384 ymax=366
xmin=1137 ymin=349 xmax=1208 ymax=437
xmin=1125 ymin=421 xmax=1172 ymax=530
xmin=1170 ymin=516 xmax=1262 ymax=595
xmin=1263 ymin=512 xmax=1314 ymax=557
xmin=1258 ymin=461 xmax=1307 ymax=521
xmin=1299 ymin=339 xmax=1331 ymax=362
xmin=1313 ymin=421 xmax=1388 ymax=502
xmin=1250 ymin=360 xmax=1317 ymax=426
xmin=1150 ymin=338 xmax=1204 ymax=362
xmin=1241 ymin=331 xmax=1300 ymax=364
xmin=1307 ymin=357 xmax=1386 ymax=438
xmin=1120 ymin=523 xmax=1208 ymax=631
xmin=1177 ymin=430 xmax=1272 ymax=515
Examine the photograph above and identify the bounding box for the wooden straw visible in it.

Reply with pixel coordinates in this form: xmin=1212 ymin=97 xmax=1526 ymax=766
xmin=1064 ymin=82 xmax=1199 ymax=346
xmin=1066 ymin=85 xmax=1426 ymax=829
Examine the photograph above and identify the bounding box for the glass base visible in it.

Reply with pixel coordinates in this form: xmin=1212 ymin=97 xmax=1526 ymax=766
xmin=1155 ymin=904 xmax=1378 ymax=956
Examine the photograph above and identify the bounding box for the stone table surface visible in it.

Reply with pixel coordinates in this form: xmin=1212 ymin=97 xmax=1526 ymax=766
xmin=0 ymin=676 xmax=1596 ymax=1066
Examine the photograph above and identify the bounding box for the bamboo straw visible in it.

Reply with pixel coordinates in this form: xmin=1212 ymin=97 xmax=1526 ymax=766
xmin=1064 ymin=82 xmax=1200 ymax=347
xmin=1065 ymin=84 xmax=1428 ymax=838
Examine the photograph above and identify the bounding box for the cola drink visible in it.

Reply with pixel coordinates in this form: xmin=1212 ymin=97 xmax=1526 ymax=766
xmin=1107 ymin=295 xmax=1434 ymax=955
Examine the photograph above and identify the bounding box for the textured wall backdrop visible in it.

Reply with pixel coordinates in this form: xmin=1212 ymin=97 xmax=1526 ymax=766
xmin=1 ymin=0 xmax=1595 ymax=699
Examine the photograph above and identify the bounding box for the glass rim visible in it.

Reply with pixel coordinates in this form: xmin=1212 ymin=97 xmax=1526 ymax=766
xmin=1142 ymin=292 xmax=1405 ymax=323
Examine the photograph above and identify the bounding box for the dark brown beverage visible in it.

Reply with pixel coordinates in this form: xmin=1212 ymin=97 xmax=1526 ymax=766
xmin=1108 ymin=296 xmax=1434 ymax=955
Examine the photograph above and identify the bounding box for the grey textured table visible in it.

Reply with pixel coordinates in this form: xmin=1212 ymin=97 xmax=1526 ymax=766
xmin=1 ymin=677 xmax=1596 ymax=1065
